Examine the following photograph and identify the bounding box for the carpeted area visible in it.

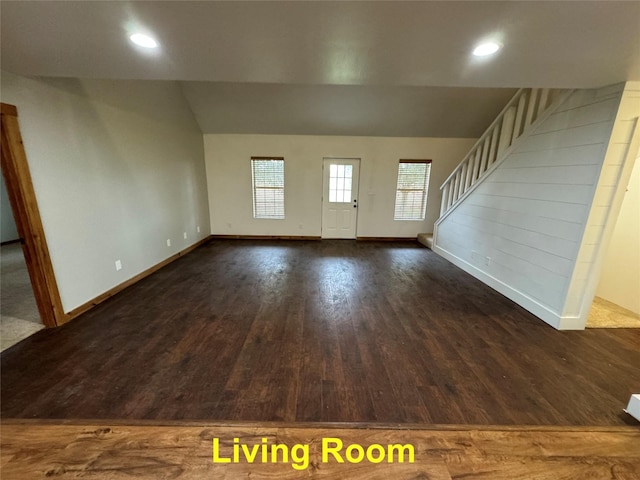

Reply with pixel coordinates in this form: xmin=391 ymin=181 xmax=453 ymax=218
xmin=1 ymin=242 xmax=43 ymax=350
xmin=587 ymin=296 xmax=640 ymax=329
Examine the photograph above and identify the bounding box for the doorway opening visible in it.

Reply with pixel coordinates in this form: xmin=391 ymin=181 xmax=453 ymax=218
xmin=587 ymin=154 xmax=640 ymax=328
xmin=1 ymin=172 xmax=43 ymax=350
xmin=1 ymin=103 xmax=65 ymax=340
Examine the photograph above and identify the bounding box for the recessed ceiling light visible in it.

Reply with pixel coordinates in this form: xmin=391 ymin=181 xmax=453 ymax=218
xmin=472 ymin=42 xmax=501 ymax=57
xmin=130 ymin=33 xmax=158 ymax=49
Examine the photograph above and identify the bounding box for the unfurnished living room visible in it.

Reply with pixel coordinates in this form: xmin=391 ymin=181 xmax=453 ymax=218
xmin=1 ymin=1 xmax=639 ymax=478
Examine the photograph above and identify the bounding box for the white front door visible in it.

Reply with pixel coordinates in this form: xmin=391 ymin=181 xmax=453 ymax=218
xmin=322 ymin=158 xmax=360 ymax=239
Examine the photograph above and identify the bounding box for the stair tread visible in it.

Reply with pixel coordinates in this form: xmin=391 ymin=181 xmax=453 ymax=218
xmin=417 ymin=233 xmax=433 ymax=249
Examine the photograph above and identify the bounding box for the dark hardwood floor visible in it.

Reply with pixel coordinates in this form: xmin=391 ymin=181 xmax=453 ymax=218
xmin=1 ymin=239 xmax=639 ymax=425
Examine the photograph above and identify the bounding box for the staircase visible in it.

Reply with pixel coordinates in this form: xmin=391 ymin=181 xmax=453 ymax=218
xmin=438 ymin=88 xmax=568 ymax=219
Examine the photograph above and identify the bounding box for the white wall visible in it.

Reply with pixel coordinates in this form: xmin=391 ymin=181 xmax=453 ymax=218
xmin=204 ymin=134 xmax=475 ymax=238
xmin=595 ymin=155 xmax=640 ymax=314
xmin=1 ymin=71 xmax=210 ymax=313
xmin=564 ymin=84 xmax=640 ymax=323
xmin=1 ymin=169 xmax=20 ymax=243
xmin=434 ymin=84 xmax=631 ymax=329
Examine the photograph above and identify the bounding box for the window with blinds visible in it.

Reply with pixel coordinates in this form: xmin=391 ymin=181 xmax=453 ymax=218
xmin=394 ymin=160 xmax=431 ymax=221
xmin=251 ymin=157 xmax=285 ymax=219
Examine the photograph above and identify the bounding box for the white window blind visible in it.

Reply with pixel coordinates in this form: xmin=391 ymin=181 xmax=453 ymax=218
xmin=251 ymin=157 xmax=285 ymax=219
xmin=394 ymin=160 xmax=431 ymax=221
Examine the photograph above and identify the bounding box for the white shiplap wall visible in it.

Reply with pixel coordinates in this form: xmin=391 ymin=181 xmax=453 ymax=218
xmin=563 ymin=84 xmax=640 ymax=325
xmin=434 ymin=83 xmax=639 ymax=329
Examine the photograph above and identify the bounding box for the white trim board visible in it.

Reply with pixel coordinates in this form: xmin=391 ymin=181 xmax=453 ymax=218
xmin=432 ymin=244 xmax=583 ymax=330
xmin=625 ymin=394 xmax=640 ymax=422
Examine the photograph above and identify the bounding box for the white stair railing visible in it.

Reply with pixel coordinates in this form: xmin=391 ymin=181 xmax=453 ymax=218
xmin=439 ymin=88 xmax=563 ymax=216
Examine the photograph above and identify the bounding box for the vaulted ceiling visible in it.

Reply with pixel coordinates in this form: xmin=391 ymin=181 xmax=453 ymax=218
xmin=2 ymin=1 xmax=639 ymax=137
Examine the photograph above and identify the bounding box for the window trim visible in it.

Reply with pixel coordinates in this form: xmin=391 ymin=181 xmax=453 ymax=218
xmin=251 ymin=156 xmax=285 ymax=220
xmin=394 ymin=159 xmax=432 ymax=221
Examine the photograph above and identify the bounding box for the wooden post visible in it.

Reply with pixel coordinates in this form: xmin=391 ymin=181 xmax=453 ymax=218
xmin=453 ymin=170 xmax=462 ymax=204
xmin=471 ymin=147 xmax=482 ymax=184
xmin=537 ymin=89 xmax=551 ymax=117
xmin=441 ymin=183 xmax=450 ymax=215
xmin=462 ymin=159 xmax=472 ymax=191
xmin=497 ymin=106 xmax=516 ymax=159
xmin=525 ymin=88 xmax=539 ymax=127
xmin=478 ymin=136 xmax=491 ymax=176
xmin=488 ymin=124 xmax=500 ymax=166
xmin=511 ymin=92 xmax=528 ymax=144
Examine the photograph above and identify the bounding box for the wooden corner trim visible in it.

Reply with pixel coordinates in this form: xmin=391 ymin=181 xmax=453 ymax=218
xmin=210 ymin=235 xmax=321 ymax=241
xmin=356 ymin=237 xmax=419 ymax=242
xmin=62 ymin=237 xmax=211 ymax=324
xmin=1 ymin=103 xmax=18 ymax=117
xmin=2 ymin=103 xmax=63 ymax=327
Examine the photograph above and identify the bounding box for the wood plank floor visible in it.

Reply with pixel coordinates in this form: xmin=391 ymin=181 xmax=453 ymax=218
xmin=1 ymin=239 xmax=639 ymax=425
xmin=2 ymin=421 xmax=639 ymax=479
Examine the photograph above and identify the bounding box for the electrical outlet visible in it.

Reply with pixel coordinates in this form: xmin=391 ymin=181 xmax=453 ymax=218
xmin=167 ymin=239 xmax=171 ymax=247
xmin=484 ymin=256 xmax=491 ymax=267
xmin=299 ymin=224 xmax=303 ymax=229
xmin=197 ymin=226 xmax=200 ymax=233
xmin=227 ymin=223 xmax=232 ymax=229
xmin=115 ymin=260 xmax=122 ymax=271
xmin=183 ymin=232 xmax=187 ymax=239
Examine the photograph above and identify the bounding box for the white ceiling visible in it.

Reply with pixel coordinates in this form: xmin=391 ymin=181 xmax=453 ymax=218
xmin=2 ymin=1 xmax=639 ymax=137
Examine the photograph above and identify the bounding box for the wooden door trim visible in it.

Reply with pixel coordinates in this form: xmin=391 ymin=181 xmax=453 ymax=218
xmin=1 ymin=102 xmax=65 ymax=327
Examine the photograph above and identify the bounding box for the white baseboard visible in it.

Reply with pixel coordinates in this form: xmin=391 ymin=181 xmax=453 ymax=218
xmin=625 ymin=394 xmax=640 ymax=422
xmin=432 ymin=245 xmax=586 ymax=330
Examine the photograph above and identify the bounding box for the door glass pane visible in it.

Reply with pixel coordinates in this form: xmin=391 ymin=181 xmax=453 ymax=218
xmin=328 ymin=163 xmax=353 ymax=203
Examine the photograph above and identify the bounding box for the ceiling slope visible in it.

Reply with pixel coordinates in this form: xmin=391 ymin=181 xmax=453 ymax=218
xmin=181 ymin=82 xmax=517 ymax=137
